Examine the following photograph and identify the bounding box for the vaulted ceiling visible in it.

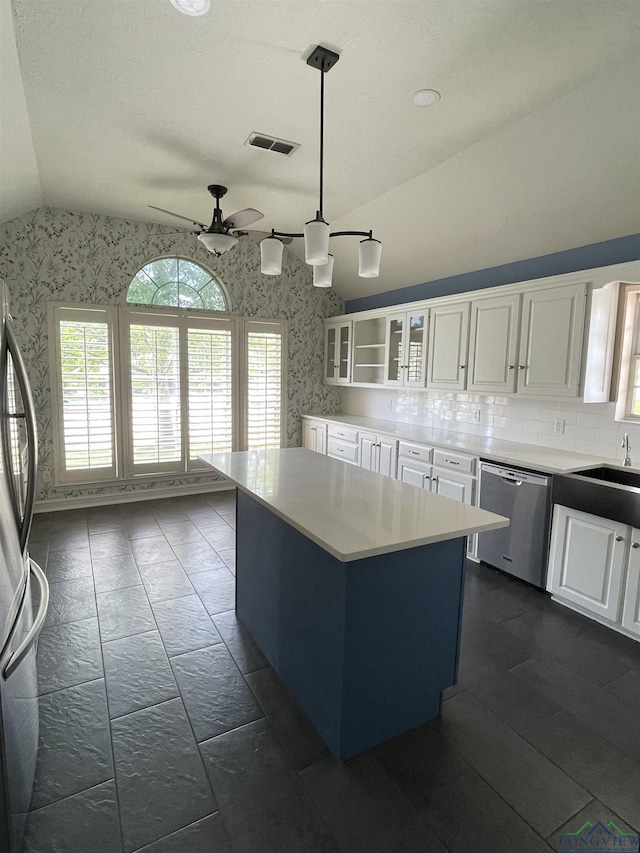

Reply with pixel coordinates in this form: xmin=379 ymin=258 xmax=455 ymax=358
xmin=2 ymin=0 xmax=639 ymax=299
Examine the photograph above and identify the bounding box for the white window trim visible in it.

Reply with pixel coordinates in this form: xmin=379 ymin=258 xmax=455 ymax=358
xmin=49 ymin=302 xmax=287 ymax=486
xmin=615 ymin=285 xmax=640 ymax=422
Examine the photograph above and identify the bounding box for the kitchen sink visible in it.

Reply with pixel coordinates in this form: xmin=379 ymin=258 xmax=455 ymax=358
xmin=553 ymin=465 xmax=640 ymax=528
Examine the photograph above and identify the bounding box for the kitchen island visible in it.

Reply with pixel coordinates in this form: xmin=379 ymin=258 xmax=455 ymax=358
xmin=201 ymin=448 xmax=508 ymax=761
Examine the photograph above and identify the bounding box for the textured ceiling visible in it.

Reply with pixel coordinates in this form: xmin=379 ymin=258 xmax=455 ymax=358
xmin=4 ymin=0 xmax=640 ymax=298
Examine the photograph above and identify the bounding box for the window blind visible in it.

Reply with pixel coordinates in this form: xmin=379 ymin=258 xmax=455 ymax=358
xmin=129 ymin=323 xmax=181 ymax=467
xmin=188 ymin=326 xmax=234 ymax=459
xmin=246 ymin=325 xmax=283 ymax=449
xmin=58 ymin=319 xmax=114 ymax=471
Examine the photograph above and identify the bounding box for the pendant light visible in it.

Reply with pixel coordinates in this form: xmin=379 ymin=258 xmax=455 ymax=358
xmin=261 ymin=45 xmax=382 ymax=286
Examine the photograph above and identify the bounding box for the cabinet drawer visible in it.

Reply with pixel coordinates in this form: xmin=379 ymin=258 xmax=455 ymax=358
xmin=328 ymin=425 xmax=359 ymax=444
xmin=433 ymin=448 xmax=476 ymax=474
xmin=398 ymin=441 xmax=433 ymax=463
xmin=327 ymin=438 xmax=359 ymax=464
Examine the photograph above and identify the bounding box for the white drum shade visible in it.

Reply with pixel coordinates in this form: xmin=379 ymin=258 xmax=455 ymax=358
xmin=313 ymin=254 xmax=334 ymax=288
xmin=304 ymin=219 xmax=330 ymax=265
xmin=358 ymin=238 xmax=382 ymax=277
xmin=260 ymin=237 xmax=284 ymax=275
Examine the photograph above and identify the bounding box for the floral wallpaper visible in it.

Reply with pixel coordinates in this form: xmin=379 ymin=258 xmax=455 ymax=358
xmin=0 ymin=206 xmax=343 ymax=504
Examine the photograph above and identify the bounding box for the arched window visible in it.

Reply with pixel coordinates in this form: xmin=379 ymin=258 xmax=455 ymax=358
xmin=126 ymin=257 xmax=228 ymax=311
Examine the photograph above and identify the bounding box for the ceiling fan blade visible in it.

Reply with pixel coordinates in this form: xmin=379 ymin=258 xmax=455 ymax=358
xmin=148 ymin=205 xmax=207 ymax=229
xmin=223 ymin=208 xmax=264 ymax=230
xmin=234 ymin=230 xmax=294 ymax=245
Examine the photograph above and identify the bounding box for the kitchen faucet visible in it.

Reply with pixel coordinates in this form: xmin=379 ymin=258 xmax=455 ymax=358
xmin=622 ymin=433 xmax=632 ymax=467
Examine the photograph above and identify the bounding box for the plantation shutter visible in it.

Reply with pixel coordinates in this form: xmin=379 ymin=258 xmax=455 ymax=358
xmin=187 ymin=319 xmax=235 ymax=466
xmin=125 ymin=312 xmax=183 ymax=475
xmin=52 ymin=306 xmax=116 ymax=482
xmin=245 ymin=321 xmax=285 ymax=450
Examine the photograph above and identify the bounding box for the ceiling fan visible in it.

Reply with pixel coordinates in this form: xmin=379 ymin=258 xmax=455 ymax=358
xmin=149 ymin=184 xmax=292 ymax=256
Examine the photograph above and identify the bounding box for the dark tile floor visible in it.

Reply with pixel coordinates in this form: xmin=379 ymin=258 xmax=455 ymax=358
xmin=23 ymin=491 xmax=640 ymax=852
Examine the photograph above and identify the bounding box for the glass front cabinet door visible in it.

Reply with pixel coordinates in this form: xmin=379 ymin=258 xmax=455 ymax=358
xmin=385 ymin=312 xmax=428 ymax=387
xmin=324 ymin=322 xmax=352 ymax=384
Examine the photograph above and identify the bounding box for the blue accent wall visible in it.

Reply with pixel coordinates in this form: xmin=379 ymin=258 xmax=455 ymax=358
xmin=345 ymin=233 xmax=640 ymax=314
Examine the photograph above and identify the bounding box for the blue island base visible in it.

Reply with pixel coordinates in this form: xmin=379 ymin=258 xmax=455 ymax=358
xmin=235 ymin=489 xmax=466 ymax=762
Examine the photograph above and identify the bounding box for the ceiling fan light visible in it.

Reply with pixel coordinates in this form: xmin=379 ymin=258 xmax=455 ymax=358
xmin=260 ymin=237 xmax=284 ymax=275
xmin=313 ymin=254 xmax=334 ymax=288
xmin=197 ymin=232 xmax=239 ymax=254
xmin=358 ymin=238 xmax=382 ymax=278
xmin=168 ymin=0 xmax=210 ymax=15
xmin=304 ymin=218 xmax=330 ymax=265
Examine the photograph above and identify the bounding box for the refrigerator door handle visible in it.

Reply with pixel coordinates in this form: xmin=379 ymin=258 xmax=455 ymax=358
xmin=4 ymin=320 xmax=38 ymax=553
xmin=0 ymin=560 xmax=49 ymax=680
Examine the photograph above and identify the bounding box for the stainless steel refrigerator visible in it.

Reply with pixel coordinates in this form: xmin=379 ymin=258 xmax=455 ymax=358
xmin=0 ymin=280 xmax=49 ymax=852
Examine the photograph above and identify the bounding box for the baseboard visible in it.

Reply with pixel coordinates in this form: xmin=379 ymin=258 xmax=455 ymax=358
xmin=34 ymin=481 xmax=234 ymax=513
xmin=549 ymin=594 xmax=640 ymax=644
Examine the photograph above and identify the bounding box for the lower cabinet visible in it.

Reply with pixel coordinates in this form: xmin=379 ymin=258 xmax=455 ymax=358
xmin=548 ymin=505 xmax=640 ymax=636
xmin=327 ymin=424 xmax=359 ymax=466
xmin=359 ymin=432 xmax=398 ymax=478
xmin=430 ymin=468 xmax=476 ymax=505
xmin=302 ymin=418 xmax=327 ymax=454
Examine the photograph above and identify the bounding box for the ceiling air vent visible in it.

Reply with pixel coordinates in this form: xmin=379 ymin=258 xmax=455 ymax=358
xmin=245 ymin=132 xmax=300 ymax=156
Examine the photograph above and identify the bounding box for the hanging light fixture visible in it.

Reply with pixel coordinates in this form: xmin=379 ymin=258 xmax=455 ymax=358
xmin=260 ymin=45 xmax=382 ymax=286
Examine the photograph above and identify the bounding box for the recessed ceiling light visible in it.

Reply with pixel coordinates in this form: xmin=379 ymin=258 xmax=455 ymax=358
xmin=412 ymin=89 xmax=441 ymax=107
xmin=169 ymin=0 xmax=210 ymax=16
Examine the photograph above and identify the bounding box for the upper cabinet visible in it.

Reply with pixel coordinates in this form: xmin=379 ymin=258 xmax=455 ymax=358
xmin=325 ymin=321 xmax=352 ymax=385
xmin=427 ymin=304 xmax=469 ymax=391
xmin=385 ymin=311 xmax=428 ymax=387
xmin=351 ymin=316 xmax=386 ymax=385
xmin=467 ymin=294 xmax=520 ymax=394
xmin=517 ymin=284 xmax=586 ymax=397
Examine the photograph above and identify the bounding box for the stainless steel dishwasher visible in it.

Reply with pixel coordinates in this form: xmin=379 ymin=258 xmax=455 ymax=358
xmin=477 ymin=462 xmax=552 ymax=588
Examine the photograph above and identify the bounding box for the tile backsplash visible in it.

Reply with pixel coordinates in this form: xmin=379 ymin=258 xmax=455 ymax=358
xmin=341 ymin=387 xmax=639 ymax=465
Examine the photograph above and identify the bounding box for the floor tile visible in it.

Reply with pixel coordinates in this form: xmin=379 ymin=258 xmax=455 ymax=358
xmin=602 ymin=668 xmax=640 ymax=711
xmin=212 ymin=610 xmax=268 ymax=674
xmin=199 ymin=718 xmax=339 ymax=853
xmin=159 ymin=520 xmax=205 ymax=546
xmin=441 ymin=691 xmax=591 ymax=836
xmin=103 ymin=630 xmax=179 ymax=718
xmin=44 ymin=577 xmax=97 ymax=627
xmin=31 ymin=679 xmax=113 ymax=809
xmin=48 ymin=528 xmax=90 ymax=553
xmin=525 ymin=710 xmax=640 ymax=830
xmin=138 ymin=560 xmax=195 ymax=602
xmin=170 ymin=644 xmax=263 ymax=742
xmin=96 ymin=585 xmax=156 ymax=642
xmin=92 ymin=553 xmax=143 ymax=594
xmin=87 ymin=515 xmax=124 ymax=536
xmin=151 ymin=594 xmax=223 ymax=657
xmin=217 ymin=549 xmax=235 ymax=574
xmin=28 ymin=540 xmax=49 ymax=569
xmin=133 ymin=813 xmax=233 ymax=853
xmin=547 ymin=798 xmax=639 ymax=846
xmin=120 ymin=516 xmax=162 ymax=540
xmin=111 ymin=698 xmax=215 ymax=853
xmin=190 ymin=567 xmax=235 ymax=615
xmin=45 ymin=547 xmax=92 ymax=582
xmin=246 ymin=667 xmax=329 ymax=771
xmin=417 ymin=763 xmax=556 ymax=853
xmin=90 ymin=531 xmax=132 ymax=560
xmin=300 ymin=753 xmax=449 ymax=853
xmin=171 ymin=540 xmax=226 ymax=575
xmin=22 ymin=780 xmax=122 ymax=853
xmin=202 ymin=526 xmax=235 ymax=552
xmin=130 ymin=535 xmax=176 ymax=567
xmin=37 ymin=617 xmax=103 ymax=694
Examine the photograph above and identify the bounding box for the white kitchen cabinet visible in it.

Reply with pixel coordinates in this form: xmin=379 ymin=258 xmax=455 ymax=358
xmin=324 ymin=322 xmax=352 ymax=384
xmin=467 ymin=294 xmax=520 ymax=394
xmin=384 ymin=311 xmax=428 ymax=387
xmin=431 ymin=468 xmax=476 ymax=505
xmin=359 ymin=432 xmax=398 ymax=479
xmin=517 ymin=284 xmax=586 ymax=397
xmin=351 ymin=316 xmax=386 ymax=385
xmin=621 ymin=532 xmax=640 ymax=638
xmin=398 ymin=459 xmax=432 ymax=489
xmin=327 ymin=424 xmax=359 ymax=466
xmin=427 ymin=304 xmax=469 ymax=391
xmin=302 ymin=418 xmax=327 ymax=454
xmin=548 ymin=505 xmax=627 ymax=622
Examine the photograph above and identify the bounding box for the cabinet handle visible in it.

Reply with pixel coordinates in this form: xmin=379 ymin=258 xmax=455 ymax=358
xmin=409 ymin=450 xmax=419 ymax=455
xmin=445 ymin=459 xmax=460 ymax=465
xmin=459 ymin=365 xmax=466 ymax=369
xmin=518 ymin=365 xmax=527 ymax=370
xmin=632 ymin=542 xmax=640 ymax=549
xmin=615 ymin=536 xmax=624 ymax=542
xmin=508 ymin=365 xmax=515 ymax=370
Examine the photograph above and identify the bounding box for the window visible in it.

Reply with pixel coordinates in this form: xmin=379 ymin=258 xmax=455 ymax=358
xmin=616 ymin=285 xmax=640 ymax=421
xmin=127 ymin=257 xmax=228 ymax=311
xmin=50 ymin=302 xmax=285 ymax=486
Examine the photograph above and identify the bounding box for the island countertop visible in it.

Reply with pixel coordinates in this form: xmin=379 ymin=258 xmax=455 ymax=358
xmin=200 ymin=448 xmax=508 ymax=562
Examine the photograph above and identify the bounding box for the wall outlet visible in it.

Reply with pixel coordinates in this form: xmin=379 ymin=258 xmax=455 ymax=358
xmin=386 ymin=399 xmax=393 ymax=411
xmin=554 ymin=418 xmax=565 ymax=435
xmin=471 ymin=408 xmax=481 ymax=423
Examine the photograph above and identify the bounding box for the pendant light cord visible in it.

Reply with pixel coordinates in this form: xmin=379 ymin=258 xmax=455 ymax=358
xmin=319 ymin=66 xmax=324 ymax=219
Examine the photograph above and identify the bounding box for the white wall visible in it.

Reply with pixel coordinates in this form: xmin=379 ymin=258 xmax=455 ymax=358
xmin=341 ymin=386 xmax=638 ymax=467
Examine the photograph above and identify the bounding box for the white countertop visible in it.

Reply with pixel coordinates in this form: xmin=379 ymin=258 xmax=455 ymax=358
xmin=304 ymin=413 xmax=635 ymax=475
xmin=200 ymin=448 xmax=508 ymax=562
